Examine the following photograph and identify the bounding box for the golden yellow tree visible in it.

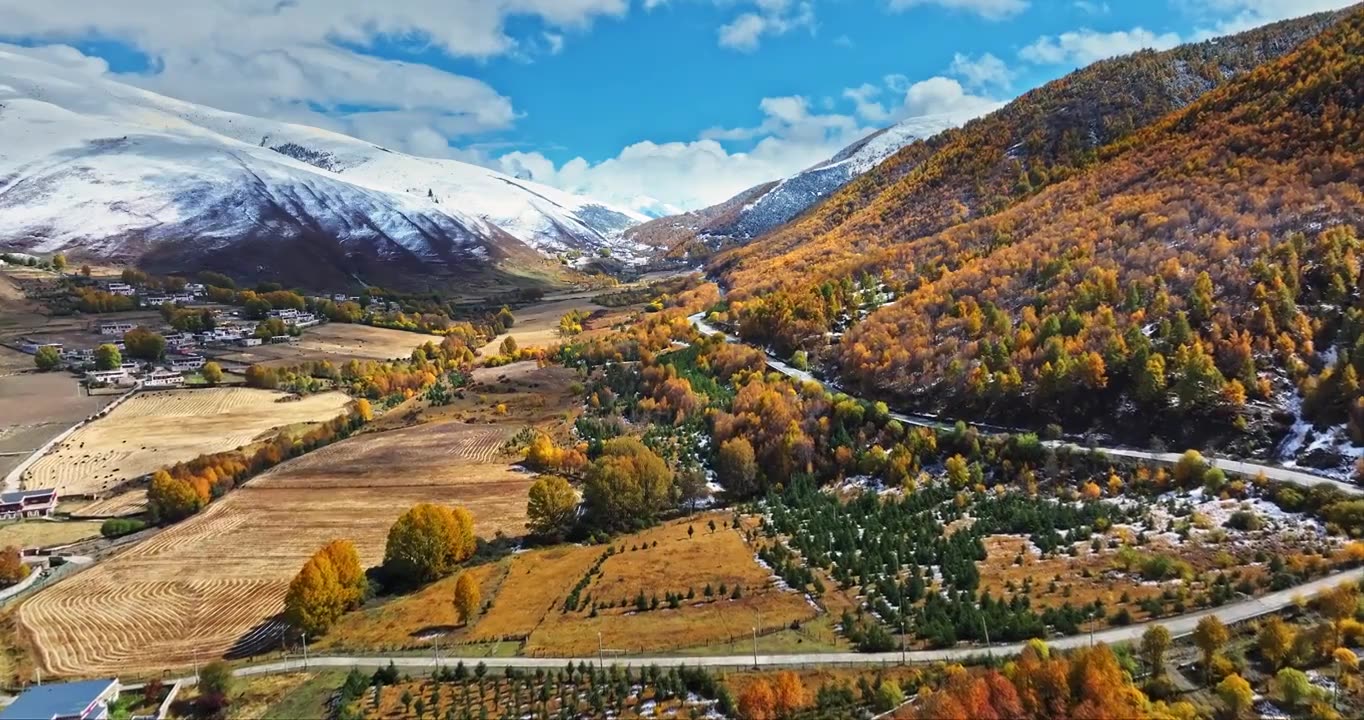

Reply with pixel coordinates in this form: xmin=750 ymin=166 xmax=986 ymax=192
xmin=453 ymin=572 xmax=481 ymax=626
xmin=383 ymin=504 xmax=476 ymax=584
xmin=526 ymin=475 xmax=578 ymax=540
xmin=283 ymin=552 xmax=340 ymax=635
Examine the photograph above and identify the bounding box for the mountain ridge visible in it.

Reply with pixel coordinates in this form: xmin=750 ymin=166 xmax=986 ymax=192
xmin=0 ymin=47 xmax=646 ymax=289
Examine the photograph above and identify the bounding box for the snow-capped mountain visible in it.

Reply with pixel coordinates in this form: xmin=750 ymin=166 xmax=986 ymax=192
xmin=0 ymin=47 xmax=648 ymax=287
xmin=625 ymin=109 xmax=984 ymax=256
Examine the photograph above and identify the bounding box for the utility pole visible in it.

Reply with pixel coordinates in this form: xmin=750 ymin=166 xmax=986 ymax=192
xmin=302 ymin=631 xmax=309 ymax=671
xmin=981 ymin=618 xmax=991 ymax=661
xmin=597 ymin=631 xmax=604 ymax=669
xmin=752 ymin=627 xmax=758 ymax=669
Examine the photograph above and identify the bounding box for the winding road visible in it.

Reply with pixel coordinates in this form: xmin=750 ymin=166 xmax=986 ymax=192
xmin=198 ymin=565 xmax=1364 ymax=682
xmin=687 ymin=313 xmax=1361 ymax=497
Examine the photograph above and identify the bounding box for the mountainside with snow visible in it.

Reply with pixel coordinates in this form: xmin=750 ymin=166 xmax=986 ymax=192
xmin=623 ymin=110 xmax=980 ymax=258
xmin=0 ymin=48 xmax=647 ymax=288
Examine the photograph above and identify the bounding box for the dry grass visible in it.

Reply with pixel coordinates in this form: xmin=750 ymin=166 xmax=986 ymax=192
xmin=23 ymin=387 xmax=352 ymax=496
xmin=0 ymin=521 xmax=102 ymax=550
xmin=467 ymin=545 xmax=603 ymax=645
xmin=226 ymin=672 xmax=334 ymax=720
xmin=18 ymin=420 xmax=531 ymax=677
xmin=207 ymin=323 xmax=429 ymax=368
xmin=482 ymin=298 xmax=609 ymax=352
xmin=372 ymin=361 xmax=584 ymax=433
xmin=315 ymin=562 xmax=509 ymax=653
xmin=470 ymin=515 xmax=819 ymax=657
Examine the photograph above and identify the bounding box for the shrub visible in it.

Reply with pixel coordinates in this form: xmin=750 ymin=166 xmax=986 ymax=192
xmin=99 ymin=518 xmax=147 ymax=538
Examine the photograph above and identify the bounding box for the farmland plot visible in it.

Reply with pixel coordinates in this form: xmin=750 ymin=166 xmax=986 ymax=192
xmin=18 ymin=421 xmax=531 ymax=676
xmin=470 ymin=516 xmax=819 ymax=656
xmin=22 ymin=388 xmax=351 ymax=497
xmin=0 ymin=373 xmax=114 ymax=480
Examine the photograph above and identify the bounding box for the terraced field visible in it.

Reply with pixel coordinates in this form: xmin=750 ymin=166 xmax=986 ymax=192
xmin=18 ymin=421 xmax=531 ymax=676
xmin=22 ymin=388 xmax=351 ymax=497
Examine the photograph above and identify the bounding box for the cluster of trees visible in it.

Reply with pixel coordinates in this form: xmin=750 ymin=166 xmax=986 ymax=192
xmin=764 ymin=473 xmax=1133 ymax=647
xmin=561 ymin=280 xmax=719 ymax=368
xmin=32 ymin=346 xmax=60 ymax=371
xmin=381 ymin=503 xmax=476 ymax=588
xmin=910 ymin=642 xmax=1197 ymax=720
xmin=159 ymin=303 xmax=217 ymax=332
xmin=581 ymin=437 xmax=675 ymax=532
xmin=708 ymin=10 xmax=1364 ymax=440
xmin=148 ymin=400 xmax=371 ymax=523
xmin=75 ymin=288 xmax=137 ymax=313
xmin=246 ymin=340 xmax=469 ymax=399
xmin=346 ymin=661 xmax=734 ymax=720
xmin=283 ymin=540 xmax=367 ymax=636
xmin=0 ymin=546 xmax=30 ymax=587
xmin=122 ymin=326 xmax=166 ymax=361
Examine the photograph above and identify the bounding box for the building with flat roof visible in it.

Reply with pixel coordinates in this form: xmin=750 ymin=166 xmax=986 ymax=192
xmin=0 ymin=678 xmax=120 ymax=720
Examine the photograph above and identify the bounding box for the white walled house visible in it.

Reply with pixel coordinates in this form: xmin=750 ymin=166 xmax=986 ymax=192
xmin=143 ymin=370 xmax=185 ymax=388
xmin=167 ymin=354 xmax=205 ymax=372
xmin=99 ymin=322 xmax=135 ymax=335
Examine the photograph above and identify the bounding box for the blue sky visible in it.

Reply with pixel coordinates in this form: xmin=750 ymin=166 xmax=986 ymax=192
xmin=0 ymin=0 xmax=1352 ymax=213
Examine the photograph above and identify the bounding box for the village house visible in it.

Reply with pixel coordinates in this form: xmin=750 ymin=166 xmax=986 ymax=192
xmin=98 ymin=321 xmax=135 ymax=336
xmin=0 ymin=678 xmax=120 ymax=720
xmin=0 ymin=488 xmax=59 ymax=520
xmin=142 ymin=370 xmax=185 ymax=388
xmin=184 ymin=282 xmax=206 ymax=295
xmin=167 ymin=354 xmax=205 ymax=372
xmin=105 ymin=282 xmax=136 ymax=296
xmin=268 ymin=308 xmax=300 ymax=320
xmin=85 ymin=369 xmax=131 ymax=386
xmin=239 ymin=337 xmax=263 ymax=347
xmin=18 ymin=339 xmax=62 ymax=355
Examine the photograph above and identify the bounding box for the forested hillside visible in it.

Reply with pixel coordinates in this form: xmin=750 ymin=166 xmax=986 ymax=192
xmin=713 ymin=7 xmax=1349 ymax=294
xmin=709 ymin=6 xmax=1364 ymax=456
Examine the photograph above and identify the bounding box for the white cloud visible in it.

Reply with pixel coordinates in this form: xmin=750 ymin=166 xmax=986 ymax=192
xmin=511 ymin=72 xmax=1001 ymax=214
xmin=0 ymin=0 xmax=629 ymax=157
xmin=1073 ymin=0 xmax=1109 ymax=14
xmin=843 ymin=83 xmax=891 ymax=123
xmin=948 ymin=52 xmax=1013 ymax=90
xmin=1178 ymin=0 xmax=1357 ymax=36
xmin=900 ymin=76 xmax=1001 ymax=118
xmin=887 ymin=0 xmax=1029 ymax=21
xmin=717 ymin=0 xmax=816 ymax=52
xmin=1019 ymin=27 xmax=1181 ymax=66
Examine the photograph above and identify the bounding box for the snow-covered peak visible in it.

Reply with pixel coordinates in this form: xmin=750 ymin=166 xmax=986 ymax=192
xmin=0 ymin=47 xmax=647 ymax=281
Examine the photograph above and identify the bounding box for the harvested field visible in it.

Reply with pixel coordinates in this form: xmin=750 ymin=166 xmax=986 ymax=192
xmin=19 ymin=420 xmax=531 ymax=676
xmin=0 ymin=373 xmax=114 ymax=480
xmin=205 ymin=323 xmax=428 ymax=368
xmin=67 ymin=491 xmax=149 ymax=519
xmin=471 ymin=515 xmax=819 ymax=657
xmin=22 ymin=388 xmax=351 ymax=496
xmin=0 ymin=521 xmax=102 ymax=550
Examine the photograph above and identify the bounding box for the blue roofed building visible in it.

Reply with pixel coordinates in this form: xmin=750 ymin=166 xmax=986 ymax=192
xmin=0 ymin=679 xmax=119 ymax=720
